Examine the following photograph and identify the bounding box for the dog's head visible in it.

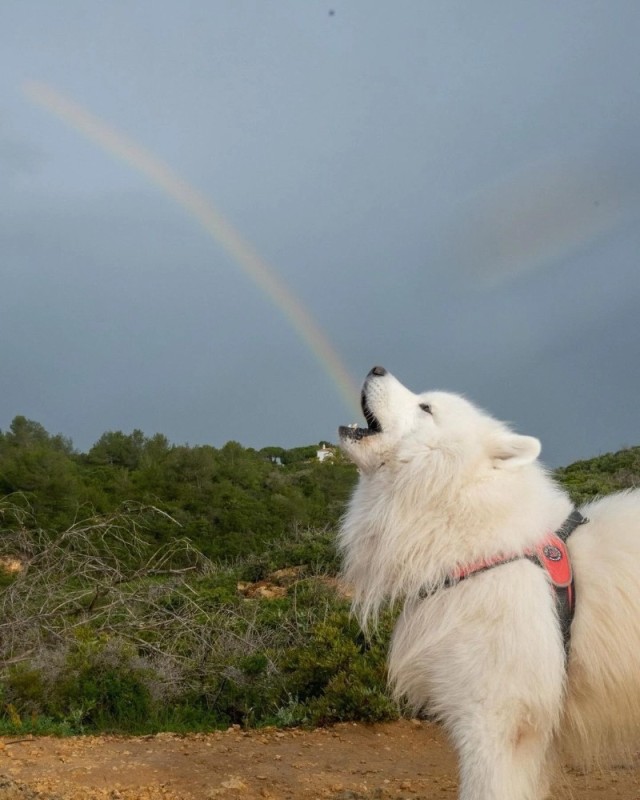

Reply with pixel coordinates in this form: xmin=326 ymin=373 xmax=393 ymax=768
xmin=339 ymin=367 xmax=541 ymax=479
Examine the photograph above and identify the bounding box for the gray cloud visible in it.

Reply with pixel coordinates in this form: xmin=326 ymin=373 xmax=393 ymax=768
xmin=1 ymin=1 xmax=639 ymax=465
xmin=0 ymin=124 xmax=43 ymax=177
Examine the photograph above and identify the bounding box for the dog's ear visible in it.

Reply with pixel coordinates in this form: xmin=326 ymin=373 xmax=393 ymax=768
xmin=492 ymin=433 xmax=541 ymax=468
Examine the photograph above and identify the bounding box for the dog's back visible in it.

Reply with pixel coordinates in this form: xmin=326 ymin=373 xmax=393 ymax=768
xmin=563 ymin=490 xmax=640 ymax=763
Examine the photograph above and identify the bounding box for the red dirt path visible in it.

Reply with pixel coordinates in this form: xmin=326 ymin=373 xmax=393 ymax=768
xmin=1 ymin=720 xmax=638 ymax=799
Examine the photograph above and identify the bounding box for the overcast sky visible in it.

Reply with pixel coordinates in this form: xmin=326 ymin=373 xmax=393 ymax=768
xmin=1 ymin=1 xmax=639 ymax=466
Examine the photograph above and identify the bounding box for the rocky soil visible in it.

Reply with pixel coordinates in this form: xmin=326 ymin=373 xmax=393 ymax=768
xmin=1 ymin=720 xmax=639 ymax=799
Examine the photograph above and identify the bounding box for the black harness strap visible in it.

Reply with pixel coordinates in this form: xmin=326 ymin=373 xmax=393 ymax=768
xmin=554 ymin=508 xmax=588 ymax=543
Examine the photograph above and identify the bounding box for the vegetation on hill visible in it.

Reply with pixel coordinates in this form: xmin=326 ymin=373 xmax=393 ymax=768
xmin=0 ymin=416 xmax=637 ymax=735
xmin=0 ymin=499 xmax=394 ymax=734
xmin=0 ymin=417 xmax=357 ymax=561
xmin=555 ymin=446 xmax=640 ymax=505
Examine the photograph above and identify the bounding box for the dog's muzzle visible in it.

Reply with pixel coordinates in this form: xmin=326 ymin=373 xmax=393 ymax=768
xmin=339 ymin=366 xmax=386 ymax=441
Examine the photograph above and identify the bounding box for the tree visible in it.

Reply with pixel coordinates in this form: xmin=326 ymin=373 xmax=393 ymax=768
xmin=87 ymin=430 xmax=146 ymax=469
xmin=3 ymin=416 xmax=73 ymax=454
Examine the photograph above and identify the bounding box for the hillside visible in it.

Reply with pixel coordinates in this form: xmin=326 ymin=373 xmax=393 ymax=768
xmin=555 ymin=445 xmax=640 ymax=503
xmin=0 ymin=418 xmax=638 ymax=738
xmin=0 ymin=416 xmax=358 ymax=561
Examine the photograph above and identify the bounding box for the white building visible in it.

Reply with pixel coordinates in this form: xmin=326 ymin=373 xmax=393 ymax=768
xmin=316 ymin=444 xmax=334 ymax=462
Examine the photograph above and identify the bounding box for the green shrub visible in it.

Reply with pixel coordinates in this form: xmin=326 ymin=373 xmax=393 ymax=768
xmin=309 ymin=671 xmax=398 ymax=725
xmin=555 ymin=446 xmax=640 ymax=504
xmin=56 ymin=665 xmax=152 ymax=730
xmin=279 ymin=609 xmax=398 ymax=726
xmin=4 ymin=664 xmax=47 ymax=716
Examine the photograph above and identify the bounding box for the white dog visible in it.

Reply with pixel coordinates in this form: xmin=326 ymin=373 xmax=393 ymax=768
xmin=338 ymin=366 xmax=640 ymax=800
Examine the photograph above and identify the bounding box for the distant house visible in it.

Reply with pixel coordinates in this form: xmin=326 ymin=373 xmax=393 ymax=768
xmin=316 ymin=444 xmax=335 ymax=463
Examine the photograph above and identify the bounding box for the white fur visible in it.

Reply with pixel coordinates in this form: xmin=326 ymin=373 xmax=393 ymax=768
xmin=338 ymin=369 xmax=640 ymax=800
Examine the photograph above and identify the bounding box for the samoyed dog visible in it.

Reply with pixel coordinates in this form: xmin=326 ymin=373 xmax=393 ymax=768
xmin=338 ymin=366 xmax=640 ymax=800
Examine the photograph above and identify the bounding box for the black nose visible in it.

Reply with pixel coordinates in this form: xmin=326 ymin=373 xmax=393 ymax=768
xmin=369 ymin=365 xmax=387 ymax=377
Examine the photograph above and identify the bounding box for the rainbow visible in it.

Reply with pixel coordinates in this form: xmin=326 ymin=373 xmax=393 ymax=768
xmin=23 ymin=80 xmax=361 ymax=416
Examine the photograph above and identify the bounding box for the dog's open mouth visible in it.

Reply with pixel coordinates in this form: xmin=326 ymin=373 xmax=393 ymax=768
xmin=339 ymin=390 xmax=382 ymax=441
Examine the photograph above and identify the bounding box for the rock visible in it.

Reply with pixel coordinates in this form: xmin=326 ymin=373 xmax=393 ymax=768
xmin=220 ymin=776 xmax=247 ymax=790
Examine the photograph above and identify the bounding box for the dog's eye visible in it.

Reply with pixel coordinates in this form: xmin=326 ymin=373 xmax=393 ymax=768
xmin=419 ymin=403 xmax=432 ymax=415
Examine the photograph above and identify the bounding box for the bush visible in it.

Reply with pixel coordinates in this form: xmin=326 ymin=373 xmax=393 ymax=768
xmin=280 ymin=609 xmax=398 ymax=726
xmin=4 ymin=632 xmax=153 ymax=732
xmin=555 ymin=446 xmax=640 ymax=504
xmin=0 ymin=505 xmax=396 ymax=734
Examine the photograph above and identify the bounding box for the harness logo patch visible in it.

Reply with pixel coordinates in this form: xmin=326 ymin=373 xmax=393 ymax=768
xmin=543 ymin=544 xmax=563 ymax=562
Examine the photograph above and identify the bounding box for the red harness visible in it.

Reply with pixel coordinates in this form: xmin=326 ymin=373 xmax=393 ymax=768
xmin=451 ymin=533 xmax=573 ymax=597
xmin=419 ymin=510 xmax=587 ymax=655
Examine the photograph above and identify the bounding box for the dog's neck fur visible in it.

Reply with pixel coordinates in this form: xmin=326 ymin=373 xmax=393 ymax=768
xmin=339 ymin=456 xmax=572 ymax=627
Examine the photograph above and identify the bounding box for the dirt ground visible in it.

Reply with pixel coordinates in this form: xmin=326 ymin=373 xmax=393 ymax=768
xmin=1 ymin=719 xmax=639 ymax=799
